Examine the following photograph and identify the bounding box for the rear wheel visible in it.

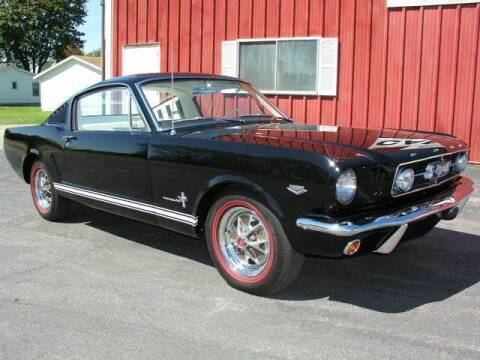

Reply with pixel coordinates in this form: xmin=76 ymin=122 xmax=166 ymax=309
xmin=30 ymin=161 xmax=70 ymax=221
xmin=206 ymin=194 xmax=305 ymax=295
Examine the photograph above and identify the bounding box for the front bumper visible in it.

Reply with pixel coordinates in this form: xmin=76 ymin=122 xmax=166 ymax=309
xmin=296 ymin=177 xmax=474 ymax=254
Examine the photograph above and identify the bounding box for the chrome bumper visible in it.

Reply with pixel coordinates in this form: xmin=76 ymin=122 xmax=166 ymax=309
xmin=296 ymin=177 xmax=474 ymax=238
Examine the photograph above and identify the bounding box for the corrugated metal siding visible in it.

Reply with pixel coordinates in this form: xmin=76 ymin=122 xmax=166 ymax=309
xmin=112 ymin=0 xmax=480 ymax=162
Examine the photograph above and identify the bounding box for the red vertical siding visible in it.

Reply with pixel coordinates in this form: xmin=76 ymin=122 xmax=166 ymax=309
xmin=112 ymin=0 xmax=480 ymax=162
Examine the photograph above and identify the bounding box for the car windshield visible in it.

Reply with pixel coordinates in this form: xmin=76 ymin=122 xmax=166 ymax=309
xmin=140 ymin=78 xmax=288 ymax=131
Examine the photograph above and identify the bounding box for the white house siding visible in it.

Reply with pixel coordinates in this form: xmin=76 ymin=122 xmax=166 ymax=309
xmin=0 ymin=67 xmax=39 ymax=105
xmin=38 ymin=62 xmax=101 ymax=111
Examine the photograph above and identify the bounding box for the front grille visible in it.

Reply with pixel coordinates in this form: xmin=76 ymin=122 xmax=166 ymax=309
xmin=391 ymin=151 xmax=465 ymax=197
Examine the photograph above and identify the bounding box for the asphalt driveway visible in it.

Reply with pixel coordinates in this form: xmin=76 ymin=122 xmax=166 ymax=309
xmin=1 ymin=134 xmax=480 ymax=359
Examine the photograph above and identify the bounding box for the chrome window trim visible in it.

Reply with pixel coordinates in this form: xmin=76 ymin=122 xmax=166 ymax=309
xmin=391 ymin=149 xmax=468 ymax=198
xmin=53 ymin=183 xmax=198 ymax=226
xmin=73 ymin=83 xmax=152 ymax=133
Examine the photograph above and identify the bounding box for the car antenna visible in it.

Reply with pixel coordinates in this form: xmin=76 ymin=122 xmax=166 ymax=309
xmin=169 ymin=39 xmax=176 ymax=136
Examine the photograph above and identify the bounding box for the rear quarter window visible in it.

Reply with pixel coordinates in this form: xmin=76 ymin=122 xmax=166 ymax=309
xmin=46 ymin=103 xmax=68 ymax=125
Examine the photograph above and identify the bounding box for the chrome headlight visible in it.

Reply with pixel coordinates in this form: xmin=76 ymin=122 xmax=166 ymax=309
xmin=395 ymin=168 xmax=415 ymax=192
xmin=454 ymin=152 xmax=467 ymax=172
xmin=336 ymin=168 xmax=357 ymax=205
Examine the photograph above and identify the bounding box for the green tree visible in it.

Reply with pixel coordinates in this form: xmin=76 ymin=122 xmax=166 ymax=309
xmin=85 ymin=47 xmax=102 ymax=57
xmin=0 ymin=0 xmax=87 ymax=73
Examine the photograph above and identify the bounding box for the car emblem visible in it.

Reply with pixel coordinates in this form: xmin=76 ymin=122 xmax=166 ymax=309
xmin=424 ymin=160 xmax=451 ymax=183
xmin=287 ymin=185 xmax=307 ymax=195
xmin=163 ymin=192 xmax=188 ymax=208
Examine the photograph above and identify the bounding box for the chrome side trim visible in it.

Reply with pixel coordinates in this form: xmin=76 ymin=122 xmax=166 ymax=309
xmin=297 ymin=177 xmax=473 ymax=237
xmin=374 ymin=224 xmax=408 ymax=254
xmin=53 ymin=183 xmax=198 ymax=226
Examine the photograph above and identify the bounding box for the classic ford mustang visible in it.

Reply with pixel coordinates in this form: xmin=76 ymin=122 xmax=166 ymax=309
xmin=3 ymin=74 xmax=474 ymax=295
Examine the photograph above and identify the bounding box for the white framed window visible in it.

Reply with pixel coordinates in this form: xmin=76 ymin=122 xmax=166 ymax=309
xmin=122 ymin=43 xmax=161 ymax=76
xmin=222 ymin=37 xmax=339 ymax=96
xmin=387 ymin=0 xmax=479 ymax=7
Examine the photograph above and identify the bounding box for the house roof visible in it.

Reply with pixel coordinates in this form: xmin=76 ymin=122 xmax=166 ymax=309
xmin=34 ymin=55 xmax=102 ymax=81
xmin=0 ymin=63 xmax=34 ymax=76
xmin=76 ymin=56 xmax=103 ymax=68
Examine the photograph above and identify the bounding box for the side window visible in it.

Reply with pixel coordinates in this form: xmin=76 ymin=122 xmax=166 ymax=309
xmin=76 ymin=87 xmax=147 ymax=132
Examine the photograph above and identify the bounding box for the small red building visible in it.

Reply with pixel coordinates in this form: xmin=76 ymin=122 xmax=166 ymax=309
xmin=103 ymin=0 xmax=480 ymax=162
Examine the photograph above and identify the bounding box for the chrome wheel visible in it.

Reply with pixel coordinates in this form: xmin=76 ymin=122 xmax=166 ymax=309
xmin=34 ymin=169 xmax=52 ymax=210
xmin=218 ymin=206 xmax=271 ymax=277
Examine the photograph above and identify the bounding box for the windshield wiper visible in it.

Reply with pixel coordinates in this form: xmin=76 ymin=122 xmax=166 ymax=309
xmin=238 ymin=114 xmax=293 ymax=122
xmin=219 ymin=118 xmax=248 ymax=124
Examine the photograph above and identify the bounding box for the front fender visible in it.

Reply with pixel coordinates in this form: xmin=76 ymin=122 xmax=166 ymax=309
xmin=193 ymin=174 xmax=286 ymax=222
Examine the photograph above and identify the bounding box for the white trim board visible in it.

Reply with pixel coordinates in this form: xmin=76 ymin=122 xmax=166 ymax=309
xmin=387 ymin=0 xmax=480 ymax=7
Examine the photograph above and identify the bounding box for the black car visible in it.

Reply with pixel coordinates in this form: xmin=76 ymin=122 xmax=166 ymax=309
xmin=3 ymin=74 xmax=474 ymax=295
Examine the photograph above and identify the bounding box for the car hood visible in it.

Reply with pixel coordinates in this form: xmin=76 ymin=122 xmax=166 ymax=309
xmin=187 ymin=123 xmax=468 ymax=165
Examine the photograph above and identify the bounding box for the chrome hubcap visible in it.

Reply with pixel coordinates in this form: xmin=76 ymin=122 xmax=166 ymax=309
xmin=218 ymin=206 xmax=271 ymax=277
xmin=34 ymin=169 xmax=52 ymax=209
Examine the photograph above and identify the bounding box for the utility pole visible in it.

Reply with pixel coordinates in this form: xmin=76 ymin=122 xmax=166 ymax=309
xmin=100 ymin=0 xmax=105 ymax=80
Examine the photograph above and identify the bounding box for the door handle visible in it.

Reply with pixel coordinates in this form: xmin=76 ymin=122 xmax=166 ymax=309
xmin=62 ymin=135 xmax=77 ymax=143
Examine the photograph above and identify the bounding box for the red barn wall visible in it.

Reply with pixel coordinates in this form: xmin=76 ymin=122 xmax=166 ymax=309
xmin=112 ymin=0 xmax=480 ymax=162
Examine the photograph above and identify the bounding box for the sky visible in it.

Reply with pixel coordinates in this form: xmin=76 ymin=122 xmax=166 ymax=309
xmin=79 ymin=0 xmax=102 ymax=53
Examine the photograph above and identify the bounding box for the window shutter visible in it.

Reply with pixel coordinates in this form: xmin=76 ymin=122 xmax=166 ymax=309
xmin=317 ymin=38 xmax=339 ymax=96
xmin=221 ymin=41 xmax=239 ymax=77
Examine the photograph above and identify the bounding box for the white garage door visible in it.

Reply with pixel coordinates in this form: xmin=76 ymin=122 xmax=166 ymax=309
xmin=123 ymin=44 xmax=161 ymax=76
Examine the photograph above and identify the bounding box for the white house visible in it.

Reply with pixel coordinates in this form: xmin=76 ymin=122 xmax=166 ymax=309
xmin=34 ymin=56 xmax=102 ymax=111
xmin=0 ymin=64 xmax=40 ymax=105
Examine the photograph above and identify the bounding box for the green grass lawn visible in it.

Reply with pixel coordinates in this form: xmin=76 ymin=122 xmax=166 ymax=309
xmin=0 ymin=105 xmax=51 ymax=125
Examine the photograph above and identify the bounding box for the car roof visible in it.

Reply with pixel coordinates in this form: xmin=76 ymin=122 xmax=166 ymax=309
xmin=99 ymin=72 xmax=241 ymax=86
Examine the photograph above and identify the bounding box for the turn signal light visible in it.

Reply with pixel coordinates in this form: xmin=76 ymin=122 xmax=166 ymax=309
xmin=343 ymin=240 xmax=361 ymax=256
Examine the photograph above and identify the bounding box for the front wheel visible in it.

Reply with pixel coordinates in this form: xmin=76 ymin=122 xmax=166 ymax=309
xmin=206 ymin=194 xmax=305 ymax=295
xmin=30 ymin=161 xmax=70 ymax=221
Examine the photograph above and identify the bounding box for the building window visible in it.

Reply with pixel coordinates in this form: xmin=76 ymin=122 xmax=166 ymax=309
xmin=387 ymin=0 xmax=480 ymax=7
xmin=239 ymin=40 xmax=318 ymax=93
xmin=11 ymin=81 xmax=17 ymax=90
xmin=222 ymin=37 xmax=339 ymax=96
xmin=32 ymin=82 xmax=40 ymax=97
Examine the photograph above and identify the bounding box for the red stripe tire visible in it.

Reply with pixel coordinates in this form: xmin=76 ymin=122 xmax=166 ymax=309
xmin=30 ymin=162 xmax=53 ymax=215
xmin=206 ymin=193 xmax=305 ymax=296
xmin=29 ymin=161 xmax=70 ymax=221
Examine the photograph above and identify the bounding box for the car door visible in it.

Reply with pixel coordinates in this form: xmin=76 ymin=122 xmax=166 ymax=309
xmin=57 ymin=85 xmax=155 ymax=223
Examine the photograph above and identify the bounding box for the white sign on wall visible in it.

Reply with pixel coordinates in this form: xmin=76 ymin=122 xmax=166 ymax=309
xmin=122 ymin=43 xmax=161 ymax=76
